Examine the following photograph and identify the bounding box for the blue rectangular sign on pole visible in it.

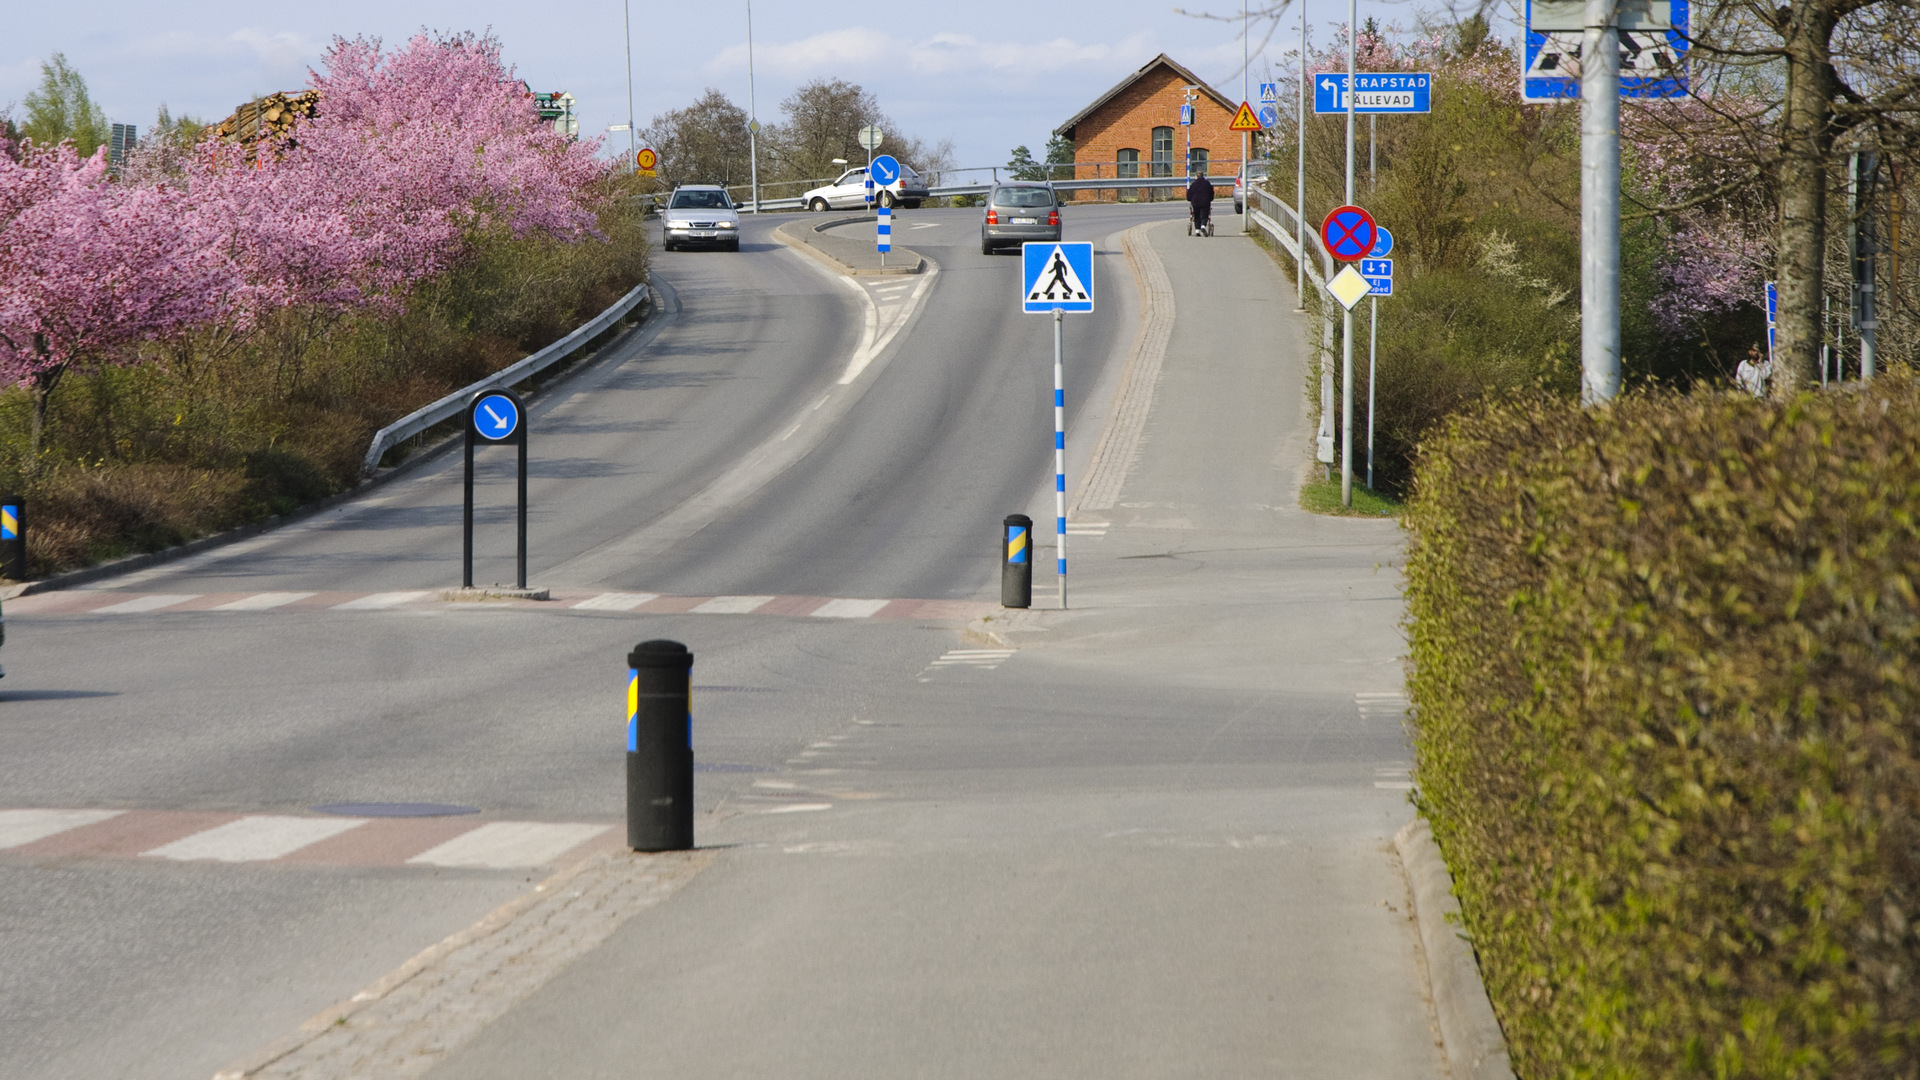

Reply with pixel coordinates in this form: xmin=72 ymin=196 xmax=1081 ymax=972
xmin=1022 ymin=243 xmax=1095 ymax=314
xmin=1312 ymin=73 xmax=1432 ymax=114
xmin=1522 ymin=0 xmax=1689 ymax=101
xmin=1361 ymin=258 xmax=1393 ymax=296
xmin=877 ymin=205 xmax=892 ymax=254
xmin=1765 ymin=280 xmax=1777 ymax=362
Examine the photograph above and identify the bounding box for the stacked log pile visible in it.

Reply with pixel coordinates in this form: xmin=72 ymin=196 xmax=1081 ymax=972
xmin=213 ymin=91 xmax=321 ymax=159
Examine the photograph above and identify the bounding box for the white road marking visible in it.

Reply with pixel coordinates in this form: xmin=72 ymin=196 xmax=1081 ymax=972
xmin=331 ymin=591 xmax=431 ymax=610
xmin=573 ymin=592 xmax=659 ymax=611
xmin=212 ymin=592 xmax=315 ymax=611
xmin=1375 ymin=781 xmax=1415 ymax=790
xmin=909 ymin=222 xmax=941 ymax=229
xmin=406 ymin=822 xmax=610 ymax=869
xmin=929 ymin=648 xmax=1017 ymax=669
xmin=143 ymin=815 xmax=367 ymax=862
xmin=0 ymin=808 xmax=122 ymax=849
xmin=756 ymin=803 xmax=833 ymax=814
xmin=90 ymin=594 xmax=198 ymax=614
xmin=811 ymin=598 xmax=888 ymax=619
xmin=691 ymin=595 xmax=774 ymax=614
xmin=1065 ymin=523 xmax=1109 ymax=536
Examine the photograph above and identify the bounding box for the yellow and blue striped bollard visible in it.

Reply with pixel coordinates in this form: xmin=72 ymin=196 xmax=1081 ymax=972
xmin=1002 ymin=513 xmax=1032 ymax=608
xmin=627 ymin=639 xmax=694 ymax=852
xmin=0 ymin=495 xmax=23 ymax=583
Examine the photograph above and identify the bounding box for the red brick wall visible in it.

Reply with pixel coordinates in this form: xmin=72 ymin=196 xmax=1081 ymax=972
xmin=1064 ymin=63 xmax=1241 ymax=201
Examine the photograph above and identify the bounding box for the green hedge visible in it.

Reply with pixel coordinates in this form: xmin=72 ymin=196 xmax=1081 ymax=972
xmin=1404 ymin=377 xmax=1920 ymax=1079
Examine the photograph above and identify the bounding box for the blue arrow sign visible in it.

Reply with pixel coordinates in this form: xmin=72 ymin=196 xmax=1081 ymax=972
xmin=1022 ymin=242 xmax=1095 ymax=314
xmin=870 ymin=154 xmax=901 ymax=187
xmin=473 ymin=392 xmax=520 ymax=441
xmin=1257 ymin=104 xmax=1280 ymax=129
xmin=1313 ymin=72 xmax=1433 ymax=114
xmin=1370 ymin=226 xmax=1394 ymax=258
xmin=1361 ymin=258 xmax=1393 ymax=297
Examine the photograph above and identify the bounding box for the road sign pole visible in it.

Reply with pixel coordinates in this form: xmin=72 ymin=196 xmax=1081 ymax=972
xmin=1343 ymin=0 xmax=1357 ymax=508
xmin=1580 ymin=0 xmax=1622 ymax=405
xmin=1054 ymin=310 xmax=1067 ymax=611
xmin=1367 ymin=296 xmax=1377 ymax=491
xmin=463 ymin=425 xmax=475 ymax=589
xmin=517 ymin=425 xmax=529 ymax=590
xmin=1296 ymin=0 xmax=1308 ymax=312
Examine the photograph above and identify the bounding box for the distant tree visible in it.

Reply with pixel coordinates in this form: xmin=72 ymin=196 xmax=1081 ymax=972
xmin=1007 ymin=145 xmax=1046 ymax=180
xmin=767 ymin=78 xmax=883 ymax=183
xmin=19 ymin=53 xmax=109 ymax=157
xmin=1044 ymin=134 xmax=1075 ymax=180
xmin=639 ymin=89 xmax=751 ymax=191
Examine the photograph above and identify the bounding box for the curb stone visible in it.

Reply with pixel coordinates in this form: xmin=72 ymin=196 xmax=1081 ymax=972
xmin=1395 ymin=815 xmax=1518 ymax=1080
xmin=773 ymin=216 xmax=924 ymax=276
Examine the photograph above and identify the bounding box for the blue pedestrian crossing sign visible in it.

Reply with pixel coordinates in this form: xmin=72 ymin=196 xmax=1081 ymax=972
xmin=1259 ymin=81 xmax=1279 ymax=103
xmin=870 ymin=155 xmax=901 ymax=188
xmin=1022 ymin=243 xmax=1095 ymax=314
xmin=471 ymin=392 xmax=521 ymax=441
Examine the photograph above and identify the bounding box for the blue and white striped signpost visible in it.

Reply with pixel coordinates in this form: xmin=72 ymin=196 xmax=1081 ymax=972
xmin=1022 ymin=242 xmax=1096 ymax=609
xmin=876 ymin=204 xmax=891 ymax=266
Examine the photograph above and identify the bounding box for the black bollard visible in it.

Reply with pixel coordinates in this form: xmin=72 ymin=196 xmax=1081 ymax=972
xmin=626 ymin=639 xmax=695 ymax=851
xmin=0 ymin=495 xmax=23 ymax=583
xmin=1002 ymin=513 xmax=1033 ymax=609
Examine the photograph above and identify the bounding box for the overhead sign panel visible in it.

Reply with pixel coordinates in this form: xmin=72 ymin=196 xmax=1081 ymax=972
xmin=1523 ymin=0 xmax=1689 ymax=101
xmin=1022 ymin=243 xmax=1095 ymax=314
xmin=1313 ymin=73 xmax=1432 ymax=114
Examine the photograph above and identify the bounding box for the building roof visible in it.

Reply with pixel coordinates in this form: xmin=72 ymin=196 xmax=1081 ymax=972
xmin=1053 ymin=54 xmax=1238 ymax=138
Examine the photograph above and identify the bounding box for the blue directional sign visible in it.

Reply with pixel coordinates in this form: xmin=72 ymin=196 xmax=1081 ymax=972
xmin=1523 ymin=0 xmax=1689 ymax=101
xmin=1259 ymin=81 xmax=1279 ymax=103
xmin=1022 ymin=242 xmax=1095 ymax=314
xmin=1765 ymin=280 xmax=1777 ymax=362
xmin=1370 ymin=226 xmax=1394 ymax=258
xmin=869 ymin=154 xmax=901 ymax=187
xmin=1313 ymin=72 xmax=1433 ymax=114
xmin=472 ymin=392 xmax=520 ymax=441
xmin=1257 ymin=104 xmax=1280 ymax=128
xmin=1361 ymin=258 xmax=1394 ymax=297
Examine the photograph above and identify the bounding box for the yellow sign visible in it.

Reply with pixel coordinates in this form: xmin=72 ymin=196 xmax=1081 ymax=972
xmin=1229 ymin=102 xmax=1263 ymax=132
xmin=635 ymin=146 xmax=658 ymax=176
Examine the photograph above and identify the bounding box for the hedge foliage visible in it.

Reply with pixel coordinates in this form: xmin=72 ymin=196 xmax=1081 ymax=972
xmin=1404 ymin=376 xmax=1920 ymax=1079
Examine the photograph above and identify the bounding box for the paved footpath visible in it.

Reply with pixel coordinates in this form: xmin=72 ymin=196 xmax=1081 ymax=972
xmin=351 ymin=217 xmax=1444 ymax=1078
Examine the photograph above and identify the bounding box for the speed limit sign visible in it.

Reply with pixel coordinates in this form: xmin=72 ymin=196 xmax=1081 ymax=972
xmin=635 ymin=147 xmax=658 ymax=176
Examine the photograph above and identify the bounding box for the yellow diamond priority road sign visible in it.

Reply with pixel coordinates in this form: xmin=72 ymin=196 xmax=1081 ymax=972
xmin=1327 ymin=264 xmax=1373 ymax=310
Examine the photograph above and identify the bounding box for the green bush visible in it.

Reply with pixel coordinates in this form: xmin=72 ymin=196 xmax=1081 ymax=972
xmin=1405 ymin=377 xmax=1920 ymax=1078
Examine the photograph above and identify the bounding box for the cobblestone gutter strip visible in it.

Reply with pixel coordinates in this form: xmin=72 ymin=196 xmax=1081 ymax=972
xmin=1395 ymin=817 xmax=1517 ymax=1080
xmin=213 ymin=848 xmax=712 ymax=1080
xmin=1078 ymin=221 xmax=1175 ymax=513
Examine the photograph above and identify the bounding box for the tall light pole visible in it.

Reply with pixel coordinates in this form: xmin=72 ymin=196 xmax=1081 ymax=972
xmin=1579 ymin=0 xmax=1621 ymax=405
xmin=623 ymin=0 xmax=636 ymax=171
xmin=747 ymin=0 xmax=760 ymax=213
xmin=1340 ymin=0 xmax=1356 ymax=506
xmin=1296 ymin=0 xmax=1308 ymax=311
xmin=1242 ymin=0 xmax=1250 ymax=234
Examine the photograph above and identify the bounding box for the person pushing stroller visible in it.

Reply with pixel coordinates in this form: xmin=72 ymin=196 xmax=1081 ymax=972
xmin=1186 ymin=168 xmax=1215 ymax=236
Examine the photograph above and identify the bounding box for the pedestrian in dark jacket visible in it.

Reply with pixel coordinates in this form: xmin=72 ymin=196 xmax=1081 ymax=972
xmin=1187 ymin=171 xmax=1215 ymax=230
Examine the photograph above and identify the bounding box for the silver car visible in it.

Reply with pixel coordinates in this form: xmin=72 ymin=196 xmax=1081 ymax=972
xmin=802 ymin=164 xmax=929 ymax=211
xmin=661 ymin=185 xmax=740 ymax=252
xmin=980 ymin=183 xmax=1060 ymax=255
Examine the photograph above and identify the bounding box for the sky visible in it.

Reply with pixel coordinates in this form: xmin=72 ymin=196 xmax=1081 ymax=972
xmin=3 ymin=0 xmax=1511 ymax=172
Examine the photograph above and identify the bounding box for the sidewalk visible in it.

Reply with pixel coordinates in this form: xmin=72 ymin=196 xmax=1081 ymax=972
xmin=407 ymin=216 xmax=1437 ymax=1079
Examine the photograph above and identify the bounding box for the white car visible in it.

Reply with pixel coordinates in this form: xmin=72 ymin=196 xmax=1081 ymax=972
xmin=802 ymin=165 xmax=929 ymax=211
xmin=661 ymin=185 xmax=740 ymax=252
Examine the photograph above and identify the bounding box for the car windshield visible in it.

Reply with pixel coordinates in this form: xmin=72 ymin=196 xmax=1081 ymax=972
xmin=992 ymin=188 xmax=1054 ymax=209
xmin=671 ymin=190 xmax=732 ymax=209
xmin=837 ymin=170 xmax=866 ymax=185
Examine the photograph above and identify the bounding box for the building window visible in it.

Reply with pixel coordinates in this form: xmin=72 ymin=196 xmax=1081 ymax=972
xmin=1189 ymin=147 xmax=1210 ymax=175
xmin=1150 ymin=127 xmax=1174 ymax=178
xmin=1116 ymin=148 xmax=1140 ymax=179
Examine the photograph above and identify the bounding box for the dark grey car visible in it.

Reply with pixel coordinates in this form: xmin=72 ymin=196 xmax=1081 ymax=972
xmin=980 ymin=183 xmax=1060 ymax=254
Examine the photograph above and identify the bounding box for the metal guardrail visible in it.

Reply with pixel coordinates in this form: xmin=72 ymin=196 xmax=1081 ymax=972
xmin=360 ymin=281 xmax=651 ymax=477
xmin=1245 ymin=183 xmax=1330 ymax=289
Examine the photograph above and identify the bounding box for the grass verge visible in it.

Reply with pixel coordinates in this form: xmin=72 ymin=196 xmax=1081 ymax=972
xmin=1299 ymin=474 xmax=1404 ymax=517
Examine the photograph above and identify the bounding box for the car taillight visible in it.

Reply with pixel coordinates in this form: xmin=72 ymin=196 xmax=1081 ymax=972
xmin=1048 ymin=208 xmax=1060 ymax=227
xmin=986 ymin=209 xmax=998 ymax=225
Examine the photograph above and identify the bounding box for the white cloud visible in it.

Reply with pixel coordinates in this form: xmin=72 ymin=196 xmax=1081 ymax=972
xmin=708 ymin=28 xmax=1155 ymax=80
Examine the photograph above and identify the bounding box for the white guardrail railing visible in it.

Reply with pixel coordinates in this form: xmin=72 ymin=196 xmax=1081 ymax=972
xmin=723 ymin=175 xmax=1243 ymax=213
xmin=1245 ymin=183 xmax=1331 ymax=291
xmin=361 ymin=280 xmax=650 ymax=477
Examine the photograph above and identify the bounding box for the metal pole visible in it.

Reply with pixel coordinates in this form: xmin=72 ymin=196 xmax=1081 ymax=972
xmin=1367 ymin=295 xmax=1377 ymax=492
xmin=1296 ymin=0 xmax=1308 ymax=310
xmin=1342 ymin=0 xmax=1356 ymax=507
xmin=1369 ymin=114 xmax=1375 ymax=185
xmin=1580 ymin=0 xmax=1622 ymax=405
xmin=462 ymin=432 xmax=474 ymax=589
xmin=516 ymin=430 xmax=528 ymax=590
xmin=1851 ymin=150 xmax=1878 ymax=381
xmin=623 ymin=0 xmax=636 ymax=170
xmin=746 ymin=0 xmax=759 ymax=212
xmin=1054 ymin=310 xmax=1068 ymax=610
xmin=1243 ymin=0 xmax=1250 ymax=234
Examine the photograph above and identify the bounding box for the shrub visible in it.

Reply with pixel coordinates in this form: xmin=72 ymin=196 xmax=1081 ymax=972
xmin=1405 ymin=376 xmax=1920 ymax=1078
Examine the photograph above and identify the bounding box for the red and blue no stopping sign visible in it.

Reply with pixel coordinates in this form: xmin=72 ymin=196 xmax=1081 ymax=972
xmin=1321 ymin=205 xmax=1377 ymax=262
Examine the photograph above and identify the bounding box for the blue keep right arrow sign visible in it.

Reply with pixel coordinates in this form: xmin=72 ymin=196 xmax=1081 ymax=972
xmin=472 ymin=392 xmax=521 ymax=441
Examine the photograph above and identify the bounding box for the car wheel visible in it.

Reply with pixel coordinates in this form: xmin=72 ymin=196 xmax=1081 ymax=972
xmin=662 ymin=237 xmax=676 ymax=251
xmin=981 ymin=239 xmax=993 ymax=255
xmin=877 ymin=190 xmax=896 ymax=209
xmin=809 ymin=198 xmax=829 ymax=212
xmin=727 ymin=238 xmax=741 ymax=252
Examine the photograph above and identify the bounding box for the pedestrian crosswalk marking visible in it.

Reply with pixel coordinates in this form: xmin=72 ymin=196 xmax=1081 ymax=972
xmin=212 ymin=591 xmax=315 ymax=611
xmin=91 ymin=594 xmax=197 ymax=614
xmin=0 ymin=808 xmax=123 ymax=849
xmin=574 ymin=592 xmax=660 ymax=611
xmin=142 ymin=814 xmax=367 ymax=863
xmin=331 ymin=591 xmax=430 ymax=610
xmin=10 ymin=590 xmax=993 ymax=622
xmin=406 ymin=822 xmax=610 ymax=869
xmin=691 ymin=595 xmax=775 ymax=615
xmin=811 ymin=598 xmax=888 ymax=619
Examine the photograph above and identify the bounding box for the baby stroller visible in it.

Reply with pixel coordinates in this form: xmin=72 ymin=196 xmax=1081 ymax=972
xmin=1187 ymin=201 xmax=1214 ymax=237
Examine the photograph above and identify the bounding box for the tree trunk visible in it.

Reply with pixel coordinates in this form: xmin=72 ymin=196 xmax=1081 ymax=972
xmin=27 ymin=343 xmax=65 ymax=473
xmin=1772 ymin=0 xmax=1843 ymax=394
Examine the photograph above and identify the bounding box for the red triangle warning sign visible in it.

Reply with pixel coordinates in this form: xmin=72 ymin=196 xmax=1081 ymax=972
xmin=1229 ymin=101 xmax=1263 ymax=131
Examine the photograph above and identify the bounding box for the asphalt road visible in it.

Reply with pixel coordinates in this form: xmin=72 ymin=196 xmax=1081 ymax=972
xmin=0 ymin=203 xmax=1438 ymax=1079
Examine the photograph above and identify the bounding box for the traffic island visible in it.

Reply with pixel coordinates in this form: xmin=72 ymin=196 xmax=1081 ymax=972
xmin=438 ymin=586 xmax=551 ymax=602
xmin=774 ymin=215 xmax=924 ymax=276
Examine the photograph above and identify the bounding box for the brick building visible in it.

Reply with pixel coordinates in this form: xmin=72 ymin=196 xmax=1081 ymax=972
xmin=1053 ymin=54 xmax=1240 ymax=202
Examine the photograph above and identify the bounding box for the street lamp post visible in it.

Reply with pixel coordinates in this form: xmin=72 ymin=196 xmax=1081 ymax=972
xmin=747 ymin=0 xmax=760 ymax=212
xmin=623 ymin=0 xmax=636 ymax=170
